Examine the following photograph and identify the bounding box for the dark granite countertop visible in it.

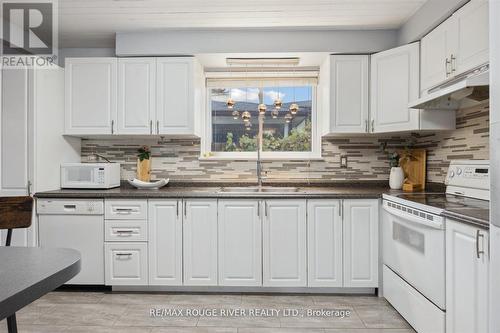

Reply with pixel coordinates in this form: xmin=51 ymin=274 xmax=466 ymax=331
xmin=35 ymin=181 xmax=488 ymax=227
xmin=35 ymin=182 xmax=390 ymax=199
xmin=442 ymin=209 xmax=490 ymax=229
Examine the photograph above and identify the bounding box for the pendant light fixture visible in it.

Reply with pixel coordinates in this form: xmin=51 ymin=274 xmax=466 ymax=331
xmin=232 ymin=110 xmax=240 ymax=119
xmin=271 ymin=109 xmax=279 ymax=119
xmin=226 ymin=64 xmax=235 ymax=109
xmin=242 ymin=111 xmax=251 ymax=123
xmin=258 ymin=65 xmax=267 ymax=115
xmin=289 ymin=64 xmax=299 ymax=115
xmin=284 ymin=113 xmax=292 ymax=123
xmin=273 ymin=65 xmax=282 ymax=110
xmin=241 ymin=64 xmax=251 ymax=124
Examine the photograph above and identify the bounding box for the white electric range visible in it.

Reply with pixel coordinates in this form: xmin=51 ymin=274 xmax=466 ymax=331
xmin=381 ymin=160 xmax=490 ymax=333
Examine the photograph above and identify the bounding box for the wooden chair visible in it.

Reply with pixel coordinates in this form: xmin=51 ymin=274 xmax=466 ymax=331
xmin=0 ymin=196 xmax=33 ymax=333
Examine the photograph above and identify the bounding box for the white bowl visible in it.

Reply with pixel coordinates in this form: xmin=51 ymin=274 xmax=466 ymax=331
xmin=127 ymin=178 xmax=169 ymax=189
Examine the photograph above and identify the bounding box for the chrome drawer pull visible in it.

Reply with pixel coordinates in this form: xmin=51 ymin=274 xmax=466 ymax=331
xmin=115 ymin=252 xmax=132 ymax=256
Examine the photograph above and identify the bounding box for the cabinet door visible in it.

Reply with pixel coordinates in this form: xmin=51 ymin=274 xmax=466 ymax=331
xmin=421 ymin=20 xmax=455 ymax=92
xmin=263 ymin=200 xmax=307 ymax=287
xmin=65 ymin=58 xmax=117 ymax=135
xmin=149 ymin=200 xmax=182 ymax=285
xmin=156 ymin=58 xmax=194 ymax=135
xmin=329 ymin=55 xmax=369 ymax=133
xmin=1 ymin=68 xmax=30 ymax=196
xmin=446 ymin=220 xmax=489 ymax=333
xmin=117 ymin=58 xmax=156 ymax=134
xmin=307 ymin=200 xmax=342 ymax=287
xmin=453 ymin=0 xmax=489 ymax=75
xmin=105 ymin=242 xmax=148 ymax=285
xmin=218 ymin=200 xmax=262 ymax=286
xmin=343 ymin=199 xmax=379 ymax=287
xmin=183 ymin=199 xmax=218 ymax=285
xmin=370 ymin=43 xmax=420 ymax=133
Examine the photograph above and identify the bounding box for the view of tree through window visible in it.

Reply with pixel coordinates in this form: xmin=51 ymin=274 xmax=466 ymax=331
xmin=210 ymin=86 xmax=313 ymax=153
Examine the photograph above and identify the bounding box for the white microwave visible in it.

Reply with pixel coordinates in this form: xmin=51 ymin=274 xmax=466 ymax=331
xmin=61 ymin=163 xmax=121 ymax=189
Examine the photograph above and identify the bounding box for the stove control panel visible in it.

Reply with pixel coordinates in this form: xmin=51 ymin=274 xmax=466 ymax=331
xmin=445 ymin=160 xmax=490 ymax=200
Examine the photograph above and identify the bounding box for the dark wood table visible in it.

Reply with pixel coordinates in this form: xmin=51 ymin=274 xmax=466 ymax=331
xmin=0 ymin=247 xmax=81 ymax=333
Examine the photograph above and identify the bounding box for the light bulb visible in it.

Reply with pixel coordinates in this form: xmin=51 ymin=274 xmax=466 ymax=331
xmin=226 ymin=97 xmax=235 ymax=109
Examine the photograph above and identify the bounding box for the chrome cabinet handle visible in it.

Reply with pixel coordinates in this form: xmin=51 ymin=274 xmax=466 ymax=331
xmin=115 ymin=252 xmax=132 ymax=257
xmin=365 ymin=120 xmax=368 ymax=133
xmin=476 ymin=230 xmax=485 ymax=259
xmin=450 ymin=54 xmax=456 ymax=73
xmin=150 ymin=120 xmax=153 ymax=134
xmin=371 ymin=119 xmax=375 ymax=133
xmin=257 ymin=201 xmax=260 ymax=217
xmin=176 ymin=201 xmax=179 ymax=217
xmin=111 ymin=120 xmax=115 ymax=134
xmin=184 ymin=201 xmax=187 ymax=217
xmin=265 ymin=202 xmax=268 ymax=218
xmin=116 ymin=230 xmax=134 ymax=236
xmin=156 ymin=120 xmax=160 ymax=134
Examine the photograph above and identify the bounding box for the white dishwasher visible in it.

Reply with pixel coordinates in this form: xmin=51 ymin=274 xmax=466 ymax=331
xmin=37 ymin=199 xmax=104 ymax=284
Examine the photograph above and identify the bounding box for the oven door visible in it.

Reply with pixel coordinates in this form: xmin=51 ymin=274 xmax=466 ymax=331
xmin=382 ymin=200 xmax=445 ymax=309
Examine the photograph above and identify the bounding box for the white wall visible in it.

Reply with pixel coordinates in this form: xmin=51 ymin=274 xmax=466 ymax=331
xmin=115 ymin=29 xmax=398 ymax=56
xmin=397 ymin=0 xmax=468 ymax=44
xmin=58 ymin=48 xmax=115 ymax=66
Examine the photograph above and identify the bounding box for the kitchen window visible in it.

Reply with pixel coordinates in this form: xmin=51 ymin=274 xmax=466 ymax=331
xmin=202 ymin=75 xmax=320 ymax=160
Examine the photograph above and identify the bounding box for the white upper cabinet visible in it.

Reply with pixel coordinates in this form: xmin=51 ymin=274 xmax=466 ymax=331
xmin=263 ymin=200 xmax=307 ymax=287
xmin=65 ymin=58 xmax=117 ymax=135
xmin=453 ymin=0 xmax=489 ymax=75
xmin=183 ymin=199 xmax=218 ymax=286
xmin=421 ymin=19 xmax=456 ymax=91
xmin=148 ymin=200 xmax=183 ymax=286
xmin=156 ymin=57 xmax=200 ymax=136
xmin=421 ymin=0 xmax=489 ymax=93
xmin=446 ymin=219 xmax=489 ymax=333
xmin=307 ymin=200 xmax=343 ymax=287
xmin=117 ymin=58 xmax=156 ymax=134
xmin=343 ymin=199 xmax=379 ymax=288
xmin=65 ymin=56 xmax=202 ymax=137
xmin=370 ymin=43 xmax=420 ymax=133
xmin=328 ymin=55 xmax=369 ymax=134
xmin=218 ymin=200 xmax=262 ymax=286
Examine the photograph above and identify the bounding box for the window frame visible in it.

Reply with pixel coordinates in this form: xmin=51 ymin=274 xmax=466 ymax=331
xmin=201 ymin=85 xmax=321 ymax=160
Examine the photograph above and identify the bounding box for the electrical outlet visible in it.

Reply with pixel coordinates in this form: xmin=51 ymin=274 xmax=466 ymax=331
xmin=340 ymin=155 xmax=348 ymax=168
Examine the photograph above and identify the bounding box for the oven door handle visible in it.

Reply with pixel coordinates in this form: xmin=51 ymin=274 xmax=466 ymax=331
xmin=382 ymin=204 xmax=444 ymax=230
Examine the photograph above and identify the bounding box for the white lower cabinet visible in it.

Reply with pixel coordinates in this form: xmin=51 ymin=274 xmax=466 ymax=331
xmin=105 ymin=242 xmax=148 ymax=285
xmin=343 ymin=199 xmax=379 ymax=287
xmin=307 ymin=200 xmax=343 ymax=287
xmin=148 ymin=200 xmax=183 ymax=285
xmin=183 ymin=199 xmax=218 ymax=286
xmin=218 ymin=200 xmax=262 ymax=286
xmin=263 ymin=200 xmax=307 ymax=287
xmin=446 ymin=219 xmax=489 ymax=333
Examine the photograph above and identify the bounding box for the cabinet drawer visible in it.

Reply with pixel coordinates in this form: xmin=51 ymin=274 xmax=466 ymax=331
xmin=105 ymin=242 xmax=148 ymax=285
xmin=105 ymin=200 xmax=147 ymax=220
xmin=105 ymin=221 xmax=148 ymax=242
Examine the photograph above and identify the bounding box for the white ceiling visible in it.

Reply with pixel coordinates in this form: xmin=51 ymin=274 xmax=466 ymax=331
xmin=59 ymin=0 xmax=428 ymax=48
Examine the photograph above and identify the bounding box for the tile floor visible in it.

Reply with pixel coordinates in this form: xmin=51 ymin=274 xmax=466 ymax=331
xmin=0 ymin=291 xmax=415 ymax=333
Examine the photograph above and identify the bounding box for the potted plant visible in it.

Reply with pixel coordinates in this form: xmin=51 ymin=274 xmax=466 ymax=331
xmin=381 ymin=143 xmax=405 ymax=190
xmin=137 ymin=146 xmax=151 ymax=182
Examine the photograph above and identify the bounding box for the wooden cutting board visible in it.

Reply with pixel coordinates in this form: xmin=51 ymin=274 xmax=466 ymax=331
xmin=397 ymin=149 xmax=426 ymax=192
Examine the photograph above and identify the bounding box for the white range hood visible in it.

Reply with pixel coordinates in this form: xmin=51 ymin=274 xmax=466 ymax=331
xmin=409 ymin=65 xmax=489 ymax=110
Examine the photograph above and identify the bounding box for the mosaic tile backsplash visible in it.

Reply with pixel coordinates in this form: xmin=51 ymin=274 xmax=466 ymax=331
xmin=81 ymin=103 xmax=489 ymax=184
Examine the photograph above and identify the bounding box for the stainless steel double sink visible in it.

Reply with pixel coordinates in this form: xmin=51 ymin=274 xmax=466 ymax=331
xmin=219 ymin=186 xmax=301 ymax=193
